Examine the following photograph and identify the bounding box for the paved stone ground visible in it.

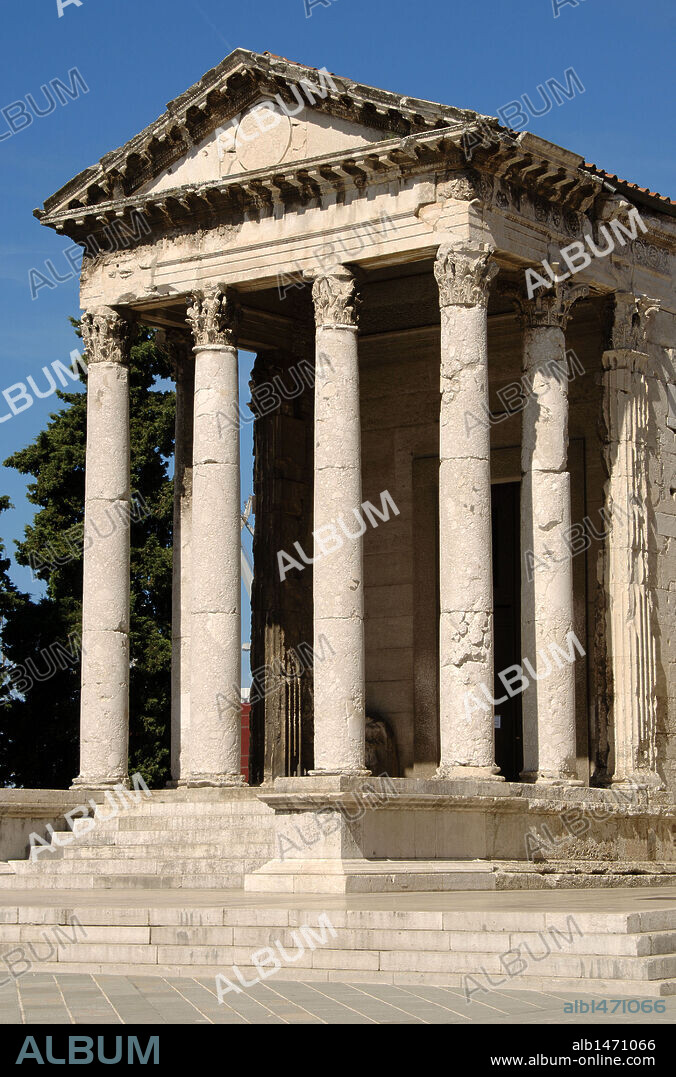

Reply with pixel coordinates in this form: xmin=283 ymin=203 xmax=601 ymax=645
xmin=0 ymin=974 xmax=674 ymax=1024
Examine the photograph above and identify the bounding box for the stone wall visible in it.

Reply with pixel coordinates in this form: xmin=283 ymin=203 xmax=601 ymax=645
xmin=0 ymin=791 xmax=104 ymax=862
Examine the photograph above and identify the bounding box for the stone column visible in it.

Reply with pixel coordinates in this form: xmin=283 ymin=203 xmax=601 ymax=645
xmin=183 ymin=287 xmax=244 ymax=786
xmin=73 ymin=307 xmax=132 ymax=790
xmin=167 ymin=331 xmax=194 ymax=784
xmin=433 ymin=244 xmax=501 ymax=780
xmin=309 ymin=266 xmax=368 ymax=775
xmin=602 ymin=294 xmax=662 ymax=788
xmin=513 ymin=283 xmax=587 ymax=784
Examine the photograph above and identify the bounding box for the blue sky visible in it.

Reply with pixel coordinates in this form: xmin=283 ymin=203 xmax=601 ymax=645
xmin=0 ymin=0 xmax=673 ymax=614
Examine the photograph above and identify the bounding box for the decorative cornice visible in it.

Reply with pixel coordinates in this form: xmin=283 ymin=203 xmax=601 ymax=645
xmin=608 ymin=293 xmax=660 ymax=353
xmin=80 ymin=307 xmax=132 ymax=364
xmin=310 ymin=266 xmax=359 ymax=328
xmin=39 ymin=49 xmax=471 ymax=218
xmin=186 ymin=286 xmax=240 ymax=348
xmin=505 ymin=280 xmax=588 ymax=329
xmin=434 ymin=245 xmax=498 ymax=308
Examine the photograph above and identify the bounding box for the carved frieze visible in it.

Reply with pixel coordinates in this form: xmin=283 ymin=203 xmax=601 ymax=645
xmin=633 ymin=240 xmax=669 ymax=273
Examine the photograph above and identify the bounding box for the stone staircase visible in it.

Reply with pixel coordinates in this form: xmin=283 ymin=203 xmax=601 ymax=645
xmin=1 ymin=892 xmax=675 ymax=995
xmin=0 ymin=789 xmax=276 ymax=890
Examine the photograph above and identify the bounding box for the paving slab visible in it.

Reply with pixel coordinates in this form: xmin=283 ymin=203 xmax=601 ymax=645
xmin=0 ymin=974 xmax=674 ymax=1024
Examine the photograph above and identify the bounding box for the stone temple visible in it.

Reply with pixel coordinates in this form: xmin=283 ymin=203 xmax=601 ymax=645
xmin=1 ymin=50 xmax=675 ymax=994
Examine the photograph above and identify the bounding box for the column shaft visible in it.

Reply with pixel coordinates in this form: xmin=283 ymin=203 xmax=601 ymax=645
xmin=310 ymin=267 xmax=367 ymax=775
xmin=521 ymin=326 xmax=577 ymax=779
xmin=434 ymin=245 xmax=501 ymax=780
xmin=74 ymin=308 xmax=131 ymax=790
xmin=169 ymin=337 xmax=194 ymax=782
xmin=602 ymin=294 xmax=662 ymax=788
xmin=513 ymin=284 xmax=587 ymax=784
xmin=184 ymin=288 xmax=243 ymax=786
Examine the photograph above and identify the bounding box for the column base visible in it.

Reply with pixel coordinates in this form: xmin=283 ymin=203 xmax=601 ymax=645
xmin=308 ymin=768 xmax=372 ymax=778
xmin=179 ymin=774 xmax=246 ymax=788
xmin=434 ymin=764 xmax=504 ymax=781
xmin=612 ymin=773 xmax=665 ymax=791
xmin=520 ymin=770 xmax=584 ymax=786
xmin=70 ymin=775 xmax=130 ymax=792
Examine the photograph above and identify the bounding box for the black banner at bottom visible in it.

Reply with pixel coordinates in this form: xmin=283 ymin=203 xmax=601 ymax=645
xmin=1 ymin=1022 xmax=673 ymax=1066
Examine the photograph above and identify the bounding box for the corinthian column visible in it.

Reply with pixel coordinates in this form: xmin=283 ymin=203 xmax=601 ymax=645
xmin=166 ymin=331 xmax=194 ymax=784
xmin=602 ymin=294 xmax=662 ymax=788
xmin=511 ymin=282 xmax=587 ymax=784
xmin=183 ymin=287 xmax=244 ymax=786
xmin=73 ymin=307 xmax=132 ymax=790
xmin=308 ymin=266 xmax=368 ymax=775
xmin=434 ymin=245 xmax=502 ymax=780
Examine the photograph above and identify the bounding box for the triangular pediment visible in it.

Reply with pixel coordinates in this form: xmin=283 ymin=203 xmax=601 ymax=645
xmin=137 ymin=96 xmax=389 ymax=194
xmin=41 ymin=49 xmax=471 ymax=217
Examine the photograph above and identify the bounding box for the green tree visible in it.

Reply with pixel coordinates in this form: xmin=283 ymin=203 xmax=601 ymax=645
xmin=0 ymin=321 xmax=175 ymax=788
xmin=0 ymin=496 xmax=29 ymax=712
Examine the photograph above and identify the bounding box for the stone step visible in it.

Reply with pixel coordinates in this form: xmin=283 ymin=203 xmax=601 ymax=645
xmin=7 ymin=856 xmax=265 ymax=876
xmin=4 ymin=941 xmax=675 ymax=979
xmin=0 ymin=873 xmax=245 ymax=889
xmin=15 ymin=961 xmax=676 ymax=995
xmin=3 ymin=933 xmax=676 ymax=983
xmin=5 ymin=922 xmax=675 ymax=957
xmin=39 ymin=831 xmax=272 ymax=857
xmin=3 ymin=890 xmax=675 ymax=993
xmin=8 ymin=901 xmax=676 ymax=935
xmin=63 ymin=825 xmax=270 ymax=841
xmin=101 ymin=800 xmax=272 ymax=816
xmin=101 ymin=816 xmax=274 ymax=832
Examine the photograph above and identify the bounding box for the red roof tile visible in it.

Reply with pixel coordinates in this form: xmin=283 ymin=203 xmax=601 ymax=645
xmin=583 ymin=163 xmax=673 ymax=206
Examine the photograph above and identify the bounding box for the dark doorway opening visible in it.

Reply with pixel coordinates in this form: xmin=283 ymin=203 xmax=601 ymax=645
xmin=491 ymin=481 xmax=523 ymax=781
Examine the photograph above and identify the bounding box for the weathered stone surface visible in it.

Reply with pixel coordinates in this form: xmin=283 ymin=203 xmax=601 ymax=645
xmin=515 ymin=285 xmax=586 ymax=784
xmin=601 ymin=296 xmax=663 ymax=788
xmin=309 ymin=269 xmax=368 ymax=776
xmin=74 ymin=308 xmax=132 ymax=791
xmin=167 ymin=331 xmax=195 ymax=783
xmin=183 ymin=291 xmax=243 ymax=786
xmin=435 ymin=247 xmax=500 ymax=780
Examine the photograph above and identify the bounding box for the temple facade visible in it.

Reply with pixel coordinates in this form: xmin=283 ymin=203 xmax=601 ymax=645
xmin=29 ymin=49 xmax=675 ymax=892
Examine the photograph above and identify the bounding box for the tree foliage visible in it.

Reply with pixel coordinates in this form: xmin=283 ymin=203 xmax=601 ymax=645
xmin=0 ymin=321 xmax=175 ymax=787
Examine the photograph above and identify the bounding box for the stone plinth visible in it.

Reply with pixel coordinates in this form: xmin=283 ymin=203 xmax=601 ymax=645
xmin=244 ymin=777 xmax=676 ymax=893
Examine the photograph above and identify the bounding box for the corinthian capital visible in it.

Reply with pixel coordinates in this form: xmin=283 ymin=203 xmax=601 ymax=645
xmin=80 ymin=307 xmax=132 ymax=364
xmin=506 ymin=279 xmax=588 ymax=329
xmin=434 ymin=245 xmax=498 ymax=308
xmin=186 ymin=286 xmax=240 ymax=348
xmin=309 ymin=266 xmax=359 ymax=329
xmin=609 ymin=293 xmax=660 ymax=353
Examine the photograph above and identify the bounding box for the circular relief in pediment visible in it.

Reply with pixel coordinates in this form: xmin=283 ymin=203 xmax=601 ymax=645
xmin=235 ymin=102 xmax=292 ymax=171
